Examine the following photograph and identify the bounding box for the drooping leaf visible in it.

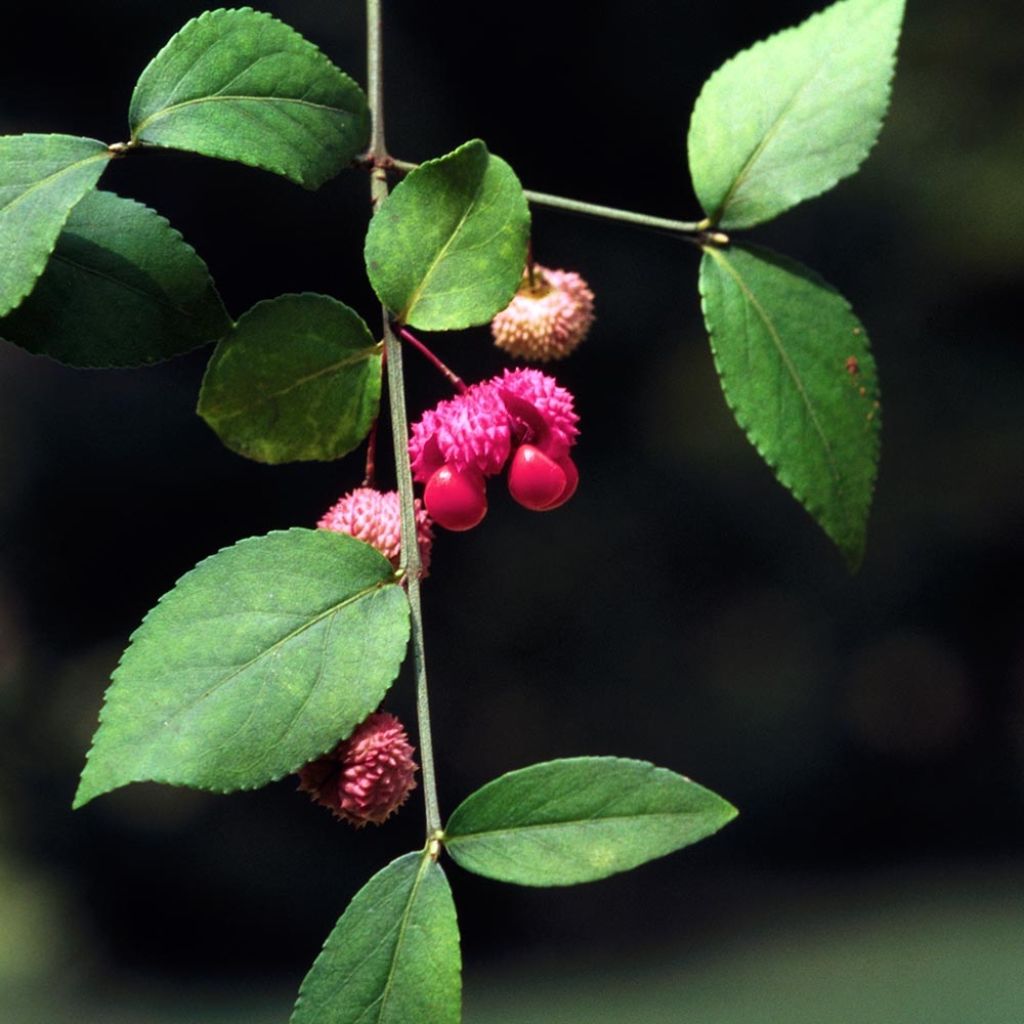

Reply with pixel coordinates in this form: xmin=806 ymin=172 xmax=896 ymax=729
xmin=688 ymin=0 xmax=906 ymax=228
xmin=74 ymin=529 xmax=410 ymax=808
xmin=365 ymin=140 xmax=530 ymax=330
xmin=1 ymin=190 xmax=231 ymax=366
xmin=698 ymin=243 xmax=880 ymax=568
xmin=129 ymin=8 xmax=370 ymax=189
xmin=291 ymin=852 xmax=460 ymax=1024
xmin=0 ymin=134 xmax=110 ymax=316
xmin=198 ymin=294 xmax=381 ymax=464
xmin=444 ymin=757 xmax=737 ymax=887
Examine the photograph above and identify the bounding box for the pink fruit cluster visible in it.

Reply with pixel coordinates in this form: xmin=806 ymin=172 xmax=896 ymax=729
xmin=317 ymin=486 xmax=434 ymax=575
xmin=297 ymin=711 xmax=418 ymax=827
xmin=409 ymin=368 xmax=580 ymax=531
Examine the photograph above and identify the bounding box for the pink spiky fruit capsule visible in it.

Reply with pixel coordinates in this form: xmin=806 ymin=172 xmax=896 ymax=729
xmin=409 ymin=367 xmax=582 ymax=528
xmin=491 ymin=265 xmax=595 ymax=362
xmin=297 ymin=711 xmax=418 ymax=827
xmin=317 ymin=487 xmax=434 ymax=575
xmin=408 ymin=381 xmax=511 ymax=482
xmin=495 ymin=367 xmax=580 ymax=460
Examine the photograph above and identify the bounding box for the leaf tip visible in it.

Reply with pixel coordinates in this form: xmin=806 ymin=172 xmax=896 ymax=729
xmin=71 ymin=772 xmax=100 ymax=811
xmin=841 ymin=536 xmax=867 ymax=574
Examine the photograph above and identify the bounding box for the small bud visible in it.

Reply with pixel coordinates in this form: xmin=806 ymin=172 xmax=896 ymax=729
xmin=424 ymin=464 xmax=488 ymax=531
xmin=297 ymin=711 xmax=418 ymax=828
xmin=491 ymin=265 xmax=595 ymax=362
xmin=317 ymin=487 xmax=433 ymax=575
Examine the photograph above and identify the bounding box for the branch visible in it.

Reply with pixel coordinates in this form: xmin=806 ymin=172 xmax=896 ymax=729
xmin=366 ymin=0 xmax=442 ymax=839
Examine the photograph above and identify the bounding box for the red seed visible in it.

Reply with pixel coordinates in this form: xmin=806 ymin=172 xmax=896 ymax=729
xmin=424 ymin=464 xmax=488 ymax=531
xmin=508 ymin=444 xmax=568 ymax=511
xmin=540 ymin=454 xmax=579 ymax=509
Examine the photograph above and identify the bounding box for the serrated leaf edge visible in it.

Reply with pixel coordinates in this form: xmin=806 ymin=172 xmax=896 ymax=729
xmin=3 ymin=189 xmax=234 ymax=369
xmin=443 ymin=756 xmax=738 ymax=887
xmin=689 ymin=0 xmax=906 ymax=229
xmin=73 ymin=528 xmax=408 ymax=808
xmin=393 ymin=139 xmax=489 ymax=323
xmin=0 ymin=135 xmax=111 ymax=316
xmin=197 ymin=292 xmax=381 ymax=464
xmin=366 ymin=138 xmax=531 ymax=331
xmin=290 ymin=851 xmax=462 ymax=1024
xmin=445 ymin=755 xmax=738 ymax=838
xmin=129 ymin=7 xmax=370 ymax=189
xmin=698 ymin=245 xmax=880 ymax=568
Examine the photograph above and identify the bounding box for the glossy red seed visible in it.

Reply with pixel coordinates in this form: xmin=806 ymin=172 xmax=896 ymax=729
xmin=424 ymin=464 xmax=487 ymax=531
xmin=539 ymin=454 xmax=579 ymax=509
xmin=507 ymin=444 xmax=568 ymax=511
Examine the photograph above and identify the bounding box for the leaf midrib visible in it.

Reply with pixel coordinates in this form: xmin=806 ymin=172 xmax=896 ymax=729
xmin=704 ymin=246 xmax=841 ymax=490
xmin=132 ymin=93 xmax=354 ymax=138
xmin=0 ymin=150 xmax=108 ymax=220
xmin=51 ymin=249 xmax=196 ymax=319
xmin=397 ymin=165 xmax=488 ymax=323
xmin=446 ymin=809 xmax=708 ymax=846
xmin=370 ymin=855 xmax=433 ymax=1024
xmin=207 ymin=344 xmax=381 ymax=419
xmin=157 ymin=578 xmax=392 ymax=728
xmin=711 ymin=23 xmax=839 ymax=223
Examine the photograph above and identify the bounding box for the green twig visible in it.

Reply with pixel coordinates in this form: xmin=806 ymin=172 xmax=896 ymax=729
xmin=388 ymin=157 xmax=708 ymax=235
xmin=366 ymin=0 xmax=442 ymax=838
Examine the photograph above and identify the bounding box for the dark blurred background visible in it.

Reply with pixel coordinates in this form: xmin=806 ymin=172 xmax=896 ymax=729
xmin=2 ymin=1 xmax=1023 ymax=1021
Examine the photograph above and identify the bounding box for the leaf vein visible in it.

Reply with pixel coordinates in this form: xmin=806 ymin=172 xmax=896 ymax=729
xmin=0 ymin=151 xmax=107 ymax=218
xmin=707 ymin=247 xmax=840 ymax=484
xmin=207 ymin=346 xmax=378 ymax=420
xmin=157 ymin=581 xmax=388 ymax=728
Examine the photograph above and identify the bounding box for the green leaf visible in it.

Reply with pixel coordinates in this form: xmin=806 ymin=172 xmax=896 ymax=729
xmin=0 ymin=190 xmax=232 ymax=367
xmin=699 ymin=244 xmax=880 ymax=568
xmin=444 ymin=757 xmax=737 ymax=887
xmin=0 ymin=134 xmax=110 ymax=316
xmin=365 ymin=140 xmax=530 ymax=330
xmin=688 ymin=0 xmax=905 ymax=228
xmin=74 ymin=529 xmax=410 ymax=808
xmin=198 ymin=294 xmax=381 ymax=464
xmin=291 ymin=852 xmax=460 ymax=1024
xmin=129 ymin=8 xmax=370 ymax=189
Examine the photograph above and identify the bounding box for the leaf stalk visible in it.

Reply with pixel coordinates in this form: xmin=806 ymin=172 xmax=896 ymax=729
xmin=388 ymin=157 xmax=706 ymax=235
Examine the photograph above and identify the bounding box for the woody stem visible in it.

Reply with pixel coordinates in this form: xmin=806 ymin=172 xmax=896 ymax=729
xmin=367 ymin=0 xmax=442 ymax=840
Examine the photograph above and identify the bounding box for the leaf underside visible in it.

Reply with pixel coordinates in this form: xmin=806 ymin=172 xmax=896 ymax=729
xmin=198 ymin=293 xmax=381 ymax=464
xmin=291 ymin=852 xmax=461 ymax=1024
xmin=0 ymin=133 xmax=110 ymax=317
xmin=699 ymin=243 xmax=880 ymax=568
xmin=444 ymin=757 xmax=737 ymax=886
xmin=74 ymin=529 xmax=410 ymax=807
xmin=129 ymin=8 xmax=370 ymax=188
xmin=364 ymin=139 xmax=530 ymax=330
xmin=1 ymin=189 xmax=232 ymax=367
xmin=688 ymin=0 xmax=906 ymax=228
